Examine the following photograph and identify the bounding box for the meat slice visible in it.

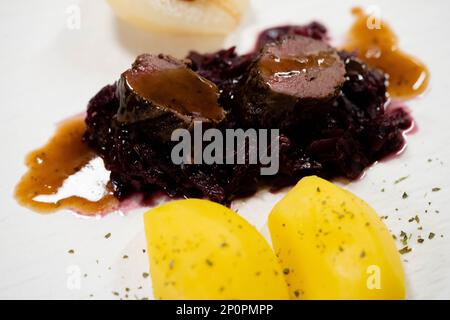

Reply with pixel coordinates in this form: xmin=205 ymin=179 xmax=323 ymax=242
xmin=116 ymin=54 xmax=225 ymax=141
xmin=238 ymin=35 xmax=346 ymax=129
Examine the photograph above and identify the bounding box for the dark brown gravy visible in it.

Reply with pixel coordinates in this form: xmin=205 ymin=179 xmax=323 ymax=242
xmin=126 ymin=67 xmax=224 ymax=121
xmin=14 ymin=117 xmax=119 ymax=215
xmin=344 ymin=7 xmax=429 ymax=99
xmin=260 ymin=52 xmax=336 ymax=78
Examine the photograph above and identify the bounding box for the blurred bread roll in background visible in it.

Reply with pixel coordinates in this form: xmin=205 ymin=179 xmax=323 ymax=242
xmin=107 ymin=0 xmax=250 ymax=35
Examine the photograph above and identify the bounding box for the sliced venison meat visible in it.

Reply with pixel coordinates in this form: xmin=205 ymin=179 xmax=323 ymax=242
xmin=116 ymin=54 xmax=225 ymax=141
xmin=238 ymin=35 xmax=346 ymax=129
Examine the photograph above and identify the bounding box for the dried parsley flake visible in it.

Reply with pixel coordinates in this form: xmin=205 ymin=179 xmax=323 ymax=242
xmin=394 ymin=176 xmax=409 ymax=184
xmin=399 ymin=246 xmax=412 ymax=255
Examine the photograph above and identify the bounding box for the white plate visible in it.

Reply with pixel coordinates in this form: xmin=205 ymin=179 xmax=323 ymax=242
xmin=1 ymin=0 xmax=449 ymax=299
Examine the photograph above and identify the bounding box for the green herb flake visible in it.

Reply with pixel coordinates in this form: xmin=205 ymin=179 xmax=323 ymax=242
xmin=142 ymin=272 xmax=150 ymax=279
xmin=400 ymin=231 xmax=408 ymax=245
xmin=399 ymin=246 xmax=412 ymax=255
xmin=104 ymin=233 xmax=111 ymax=239
xmin=67 ymin=249 xmax=75 ymax=254
xmin=394 ymin=176 xmax=409 ymax=184
xmin=402 ymin=192 xmax=409 ymax=199
xmin=429 ymin=232 xmax=436 ymax=240
xmin=432 ymin=187 xmax=441 ymax=192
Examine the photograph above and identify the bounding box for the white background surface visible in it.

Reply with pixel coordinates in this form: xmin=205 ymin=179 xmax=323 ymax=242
xmin=1 ymin=0 xmax=450 ymax=299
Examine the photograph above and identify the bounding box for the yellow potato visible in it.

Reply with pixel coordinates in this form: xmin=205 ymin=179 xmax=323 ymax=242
xmin=144 ymin=199 xmax=289 ymax=300
xmin=268 ymin=176 xmax=405 ymax=300
xmin=108 ymin=0 xmax=250 ymax=35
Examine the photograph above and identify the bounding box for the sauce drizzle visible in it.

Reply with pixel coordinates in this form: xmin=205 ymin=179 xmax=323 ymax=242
xmin=344 ymin=7 xmax=429 ymax=99
xmin=125 ymin=67 xmax=224 ymax=122
xmin=14 ymin=117 xmax=118 ymax=215
xmin=260 ymin=52 xmax=336 ymax=78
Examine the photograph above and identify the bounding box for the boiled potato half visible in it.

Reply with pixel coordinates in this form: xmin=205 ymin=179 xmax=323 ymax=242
xmin=268 ymin=176 xmax=405 ymax=300
xmin=144 ymin=199 xmax=289 ymax=300
xmin=108 ymin=0 xmax=250 ymax=35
